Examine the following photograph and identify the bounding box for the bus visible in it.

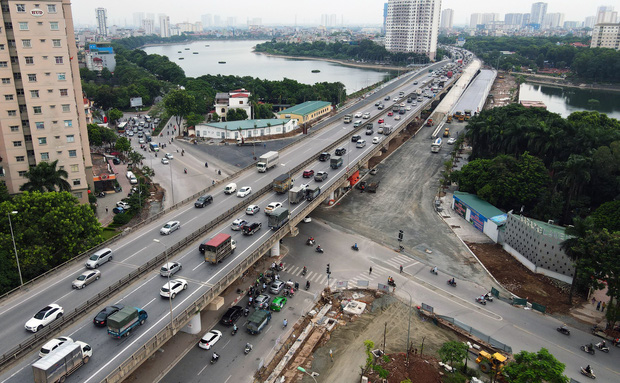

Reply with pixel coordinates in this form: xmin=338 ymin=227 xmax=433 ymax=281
xmin=117 ymin=122 xmax=127 ymax=133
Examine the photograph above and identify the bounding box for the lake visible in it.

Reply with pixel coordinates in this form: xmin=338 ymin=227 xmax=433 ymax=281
xmin=143 ymin=40 xmax=392 ymax=94
xmin=519 ymin=83 xmax=620 ymax=120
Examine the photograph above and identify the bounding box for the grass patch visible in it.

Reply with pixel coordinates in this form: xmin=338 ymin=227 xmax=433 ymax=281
xmin=101 ymin=227 xmax=119 ymax=241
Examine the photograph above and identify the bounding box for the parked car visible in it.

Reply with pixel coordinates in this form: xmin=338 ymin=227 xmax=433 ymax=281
xmin=302 ymin=170 xmax=314 ymax=178
xmin=198 ymin=329 xmax=222 ymax=350
xmin=25 ymin=304 xmax=64 ymax=332
xmin=116 ymin=201 xmax=130 ymax=209
xmin=194 ymin=195 xmax=213 ymax=208
xmin=160 ymin=220 xmax=181 ymax=235
xmin=246 ymin=205 xmax=260 ymax=215
xmin=72 ymin=270 xmax=101 ymax=289
xmin=237 ymin=186 xmax=252 ymax=197
xmin=93 ymin=304 xmax=124 ymax=327
xmin=39 ymin=336 xmax=73 ymax=358
xmin=160 ymin=279 xmax=188 ymax=299
xmin=220 ymin=306 xmax=244 ymax=326
xmin=160 ymin=261 xmax=182 ymax=277
xmin=314 ymin=171 xmax=328 ymax=182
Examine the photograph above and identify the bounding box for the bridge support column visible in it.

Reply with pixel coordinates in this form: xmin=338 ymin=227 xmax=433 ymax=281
xmin=181 ymin=313 xmax=201 ymax=335
xmin=270 ymin=241 xmax=280 ymax=257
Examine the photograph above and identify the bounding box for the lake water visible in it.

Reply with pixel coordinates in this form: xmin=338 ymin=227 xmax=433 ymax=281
xmin=143 ymin=40 xmax=391 ymax=94
xmin=519 ymin=83 xmax=620 ymax=120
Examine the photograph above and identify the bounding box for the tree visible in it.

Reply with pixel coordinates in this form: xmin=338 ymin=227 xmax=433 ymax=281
xmin=554 ymin=155 xmax=592 ymax=222
xmin=503 ymin=348 xmax=568 ymax=383
xmin=0 ymin=182 xmax=11 ymax=203
xmin=559 ymin=216 xmax=595 ymax=304
xmin=128 ymin=150 xmax=145 ymax=168
xmin=115 ymin=137 xmax=131 ymax=154
xmin=163 ymin=89 xmax=196 ymax=134
xmin=592 ymin=201 xmax=620 ymax=232
xmin=361 ymin=340 xmax=375 ymax=376
xmin=438 ymin=341 xmax=469 ymax=369
xmin=87 ymin=123 xmax=103 ymax=147
xmin=107 ymin=108 xmax=123 ymax=125
xmin=100 ymin=127 xmax=118 ymax=149
xmin=20 ymin=160 xmax=71 ymax=193
xmin=226 ymin=108 xmax=248 ymax=121
xmin=185 ymin=112 xmax=205 ymax=129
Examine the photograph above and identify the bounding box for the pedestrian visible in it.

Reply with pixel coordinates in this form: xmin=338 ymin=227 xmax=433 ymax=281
xmin=205 ymin=161 xmax=208 ymax=168
xmin=602 ymin=302 xmax=606 ymax=312
xmin=171 ymin=137 xmax=174 ymax=142
xmin=369 ymin=267 xmax=372 ymax=275
xmin=400 ymin=265 xmax=403 ymax=273
xmin=212 ymin=180 xmax=215 ymax=185
xmin=597 ymin=301 xmax=601 ymax=311
xmin=591 ymin=297 xmax=596 ymax=304
xmin=329 ymin=349 xmax=333 ymax=361
xmin=105 ymin=206 xmax=109 ymax=213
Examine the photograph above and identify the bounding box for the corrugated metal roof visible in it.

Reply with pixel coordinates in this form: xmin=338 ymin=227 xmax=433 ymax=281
xmin=202 ymin=119 xmax=291 ymax=131
xmin=453 ymin=191 xmax=505 ymax=219
xmin=278 ymin=101 xmax=331 ymax=117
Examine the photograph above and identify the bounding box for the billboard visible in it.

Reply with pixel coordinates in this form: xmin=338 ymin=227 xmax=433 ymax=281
xmin=130 ymin=97 xmax=143 ymax=108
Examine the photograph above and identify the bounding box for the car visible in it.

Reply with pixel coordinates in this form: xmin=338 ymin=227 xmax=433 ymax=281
xmin=365 ymin=129 xmax=373 ymax=135
xmin=72 ymin=269 xmax=101 ymax=289
xmin=406 ymin=106 xmax=412 ymax=111
xmin=165 ymin=153 xmax=174 ymax=159
xmin=407 ymin=98 xmax=413 ymax=103
xmin=393 ymin=97 xmax=399 ymax=102
xmin=387 ymin=112 xmax=393 ymax=117
xmin=414 ymin=81 xmax=418 ymax=85
xmin=112 ymin=206 xmax=125 ymax=214
xmin=242 ymin=222 xmax=262 ymax=235
xmin=447 ymin=137 xmax=457 ymax=145
xmin=112 ymin=157 xmax=121 ymax=165
xmin=362 ymin=112 xmax=370 ymax=119
xmin=318 ymin=152 xmax=331 ymax=161
xmin=246 ymin=204 xmax=260 ymax=215
xmin=39 ymin=336 xmax=73 ymax=358
xmin=220 ymin=306 xmax=244 ymax=326
xmin=160 ymin=261 xmax=182 ymax=277
xmin=374 ymin=101 xmax=381 ymax=106
xmin=335 ymin=147 xmax=346 ymax=156
xmin=394 ymin=115 xmax=401 ymax=120
xmin=254 ymin=294 xmax=271 ymax=309
xmin=356 ymin=140 xmax=366 ymax=148
xmin=269 ymin=280 xmax=285 ymax=294
xmin=237 ymin=186 xmax=252 ymax=197
xmin=314 ymin=171 xmax=328 ymax=182
xmin=198 ymin=329 xmax=222 ymax=350
xmin=298 ymin=182 xmax=309 ymax=191
xmin=412 ymin=102 xmax=417 ymax=106
xmin=270 ymin=296 xmax=287 ymax=312
xmin=138 ymin=139 xmax=145 ymax=144
xmin=127 ymin=131 xmax=134 ymax=137
xmin=377 ymin=126 xmax=384 ymax=134
xmin=384 ymin=95 xmax=391 ymax=100
xmin=160 ymin=278 xmax=188 ymax=299
xmin=161 ymin=158 xmax=169 ymax=165
xmin=354 ymin=112 xmax=362 ymax=118
xmin=25 ymin=304 xmax=64 ymax=332
xmin=378 ymin=119 xmax=384 ymax=124
xmin=302 ymin=216 xmax=312 ymax=223
xmin=116 ymin=201 xmax=130 ymax=209
xmin=351 ymin=135 xmax=361 ymax=142
xmin=265 ymin=202 xmax=282 ymax=215
xmin=86 ymin=248 xmax=113 ymax=269
xmin=372 ymin=136 xmax=381 ymax=144
xmin=194 ymin=194 xmax=213 ymax=208
xmin=93 ymin=304 xmax=124 ymax=327
xmin=160 ymin=220 xmax=180 ymax=235
xmin=302 ymin=169 xmax=315 ymax=178
xmin=231 ymin=218 xmax=247 ymax=231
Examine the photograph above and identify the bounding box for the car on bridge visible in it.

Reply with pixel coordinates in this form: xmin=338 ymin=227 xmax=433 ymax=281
xmin=246 ymin=205 xmax=260 ymax=215
xmin=265 ymin=202 xmax=282 ymax=215
xmin=25 ymin=304 xmax=64 ymax=332
xmin=242 ymin=222 xmax=262 ymax=235
xmin=356 ymin=140 xmax=366 ymax=148
xmin=93 ymin=304 xmax=124 ymax=327
xmin=373 ymin=137 xmax=381 ymax=144
xmin=318 ymin=152 xmax=331 ymax=161
xmin=160 ymin=221 xmax=180 ymax=235
xmin=194 ymin=194 xmax=213 ymax=208
xmin=72 ymin=270 xmax=101 ymax=289
xmin=237 ymin=186 xmax=252 ymax=197
xmin=160 ymin=279 xmax=188 ymax=299
xmin=39 ymin=336 xmax=73 ymax=358
xmin=351 ymin=135 xmax=361 ymax=142
xmin=314 ymin=171 xmax=328 ymax=182
xmin=231 ymin=219 xmax=247 ymax=231
xmin=384 ymin=95 xmax=391 ymax=100
xmin=335 ymin=147 xmax=346 ymax=156
xmin=387 ymin=112 xmax=393 ymax=117
xmin=362 ymin=112 xmax=370 ymax=119
xmin=302 ymin=169 xmax=314 ymax=178
xmin=160 ymin=261 xmax=182 ymax=277
xmin=354 ymin=112 xmax=362 ymax=118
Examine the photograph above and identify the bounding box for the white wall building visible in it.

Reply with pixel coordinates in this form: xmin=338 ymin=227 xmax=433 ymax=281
xmin=440 ymin=8 xmax=453 ymax=29
xmin=95 ymin=8 xmax=107 ymax=38
xmin=385 ymin=0 xmax=442 ymax=61
xmin=591 ymin=23 xmax=620 ymax=50
xmin=159 ymin=15 xmax=170 ymax=38
xmin=194 ymin=119 xmax=297 ymax=140
xmin=214 ymin=89 xmax=252 ymax=121
xmin=530 ymin=2 xmax=548 ymax=27
xmin=597 ymin=6 xmax=618 ymax=24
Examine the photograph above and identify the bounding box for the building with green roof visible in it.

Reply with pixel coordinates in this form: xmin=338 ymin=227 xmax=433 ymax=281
xmin=452 ymin=191 xmax=506 ymax=242
xmin=193 ymin=118 xmax=297 ymax=140
xmin=276 ymin=101 xmax=333 ymax=124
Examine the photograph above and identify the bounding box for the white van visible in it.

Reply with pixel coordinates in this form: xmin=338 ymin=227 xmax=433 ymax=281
xmin=224 ymin=183 xmax=237 ymax=194
xmin=126 ymin=171 xmax=138 ymax=185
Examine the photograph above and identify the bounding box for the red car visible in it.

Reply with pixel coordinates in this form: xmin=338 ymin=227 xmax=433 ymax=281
xmin=302 ymin=170 xmax=314 ymax=178
xmin=387 ymin=112 xmax=394 ymax=117
xmin=378 ymin=119 xmax=384 ymax=124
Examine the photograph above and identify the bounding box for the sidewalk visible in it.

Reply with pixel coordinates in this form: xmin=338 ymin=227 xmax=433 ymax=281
xmin=95 ymin=163 xmax=132 ymax=227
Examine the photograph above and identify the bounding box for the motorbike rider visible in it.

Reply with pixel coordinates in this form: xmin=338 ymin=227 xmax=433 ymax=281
xmin=449 ymin=277 xmax=455 ymax=285
xmin=478 ymin=295 xmax=486 ymax=302
xmin=316 ymin=245 xmax=322 ymax=251
xmin=585 ymin=365 xmax=593 ymax=374
xmin=233 ymin=324 xmax=238 ymax=332
xmin=306 ymin=280 xmax=311 ymax=289
xmin=212 ymin=352 xmax=219 ymax=361
xmin=353 ymin=243 xmax=358 ymax=250
xmin=388 ymin=276 xmax=394 ymax=284
xmin=283 ymin=318 xmax=288 ymax=328
xmin=560 ymin=323 xmax=568 ymax=331
xmin=433 ymin=266 xmax=438 ymax=274
xmin=245 ymin=343 xmax=253 ymax=351
xmin=596 ymin=340 xmax=606 ymax=349
xmin=586 ymin=343 xmax=594 ymax=352
xmin=302 ymin=266 xmax=307 ymax=274
xmin=184 ymin=168 xmax=187 ymax=174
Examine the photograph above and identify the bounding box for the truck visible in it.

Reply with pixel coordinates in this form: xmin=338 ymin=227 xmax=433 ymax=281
xmin=268 ymin=207 xmax=289 ymax=230
xmin=256 ymin=151 xmax=279 ymax=173
xmin=200 ymin=233 xmax=237 ymax=264
xmin=446 ymin=70 xmax=453 ymax=78
xmin=107 ymin=306 xmax=148 ymax=339
xmin=464 ymin=110 xmax=472 ymax=120
xmin=273 ymin=173 xmax=292 ymax=194
xmin=306 ymin=186 xmax=321 ymax=201
xmin=343 ymin=114 xmax=352 ymax=123
xmin=431 ymin=138 xmax=442 ymax=153
xmin=236 ymin=137 xmax=262 ymax=146
xmin=392 ymin=105 xmax=400 ymax=112
xmin=330 ymin=156 xmax=343 ymax=169
xmin=366 ymin=181 xmax=380 ymax=193
xmin=149 ymin=142 xmax=159 ymax=152
xmin=289 ymin=186 xmax=306 ymax=204
xmin=32 ymin=341 xmax=92 ymax=383
xmin=247 ymin=309 xmax=271 ymax=334
xmin=383 ymin=125 xmax=392 ymax=135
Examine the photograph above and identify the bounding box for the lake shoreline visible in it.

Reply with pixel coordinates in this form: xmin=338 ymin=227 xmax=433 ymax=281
xmin=516 ymin=72 xmax=620 ymax=93
xmin=253 ymin=51 xmax=411 ymax=72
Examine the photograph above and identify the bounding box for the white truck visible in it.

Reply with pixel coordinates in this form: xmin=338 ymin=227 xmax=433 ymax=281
xmin=32 ymin=341 xmax=92 ymax=383
xmin=256 ymin=151 xmax=279 ymax=173
xmin=431 ymin=137 xmax=442 ymax=153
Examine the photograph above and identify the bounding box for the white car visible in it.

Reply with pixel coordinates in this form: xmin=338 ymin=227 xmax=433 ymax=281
xmin=165 ymin=153 xmax=174 ymax=159
xmin=139 ymin=139 xmax=145 ymax=144
xmin=160 ymin=220 xmax=180 ymax=235
xmin=39 ymin=336 xmax=73 ymax=358
xmin=116 ymin=201 xmax=130 ymax=209
xmin=160 ymin=278 xmax=188 ymax=299
xmin=298 ymin=183 xmax=309 ymax=190
xmin=237 ymin=186 xmax=252 ymax=197
xmin=394 ymin=115 xmax=401 ymax=120
xmin=356 ymin=140 xmax=366 ymax=148
xmin=265 ymin=202 xmax=282 ymax=215
xmin=161 ymin=158 xmax=169 ymax=165
xmin=362 ymin=112 xmax=370 ymax=119
xmin=447 ymin=137 xmax=457 ymax=145
xmin=198 ymin=329 xmax=223 ymax=350
xmin=406 ymin=106 xmax=412 ymax=111
xmin=246 ymin=205 xmax=260 ymax=215
xmin=302 ymin=217 xmax=312 ymax=223
xmin=231 ymin=218 xmax=247 ymax=231
xmin=25 ymin=304 xmax=64 ymax=332
xmin=354 ymin=112 xmax=362 ymax=118
xmin=372 ymin=136 xmax=381 ymax=144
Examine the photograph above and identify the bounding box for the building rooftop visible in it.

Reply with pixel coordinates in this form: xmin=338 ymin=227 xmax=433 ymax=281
xmin=204 ymin=118 xmax=291 ymax=131
xmin=279 ymin=101 xmax=331 ymax=117
xmin=520 ymin=100 xmax=547 ymax=109
xmin=453 ymin=191 xmax=505 ymax=221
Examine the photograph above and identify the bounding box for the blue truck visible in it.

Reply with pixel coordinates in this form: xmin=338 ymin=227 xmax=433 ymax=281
xmin=107 ymin=307 xmax=148 ymax=338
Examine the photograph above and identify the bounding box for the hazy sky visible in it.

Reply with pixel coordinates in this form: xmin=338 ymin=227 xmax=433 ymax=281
xmin=73 ymin=1 xmax=600 ymax=27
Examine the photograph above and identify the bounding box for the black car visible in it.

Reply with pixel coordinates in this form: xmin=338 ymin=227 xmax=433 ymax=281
xmin=220 ymin=305 xmax=243 ymax=326
xmin=112 ymin=207 xmax=125 ymax=214
xmin=242 ymin=222 xmax=262 ymax=235
xmin=318 ymin=152 xmax=331 ymax=161
xmin=384 ymin=95 xmax=390 ymax=101
xmin=365 ymin=129 xmax=373 ymax=135
xmin=112 ymin=157 xmax=121 ymax=165
xmin=195 ymin=194 xmax=213 ymax=208
xmin=93 ymin=304 xmax=124 ymax=326
xmin=351 ymin=135 xmax=361 ymax=142
xmin=335 ymin=148 xmax=346 ymax=156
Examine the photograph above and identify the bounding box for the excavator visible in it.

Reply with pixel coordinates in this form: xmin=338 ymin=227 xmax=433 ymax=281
xmin=475 ymin=350 xmax=507 ymax=374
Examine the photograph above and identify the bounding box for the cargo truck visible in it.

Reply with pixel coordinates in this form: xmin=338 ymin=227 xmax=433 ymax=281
xmin=268 ymin=207 xmax=289 ymax=230
xmin=330 ymin=156 xmax=343 ymax=169
xmin=289 ymin=186 xmax=306 ymax=204
xmin=256 ymin=151 xmax=279 ymax=172
xmin=247 ymin=309 xmax=271 ymax=334
xmin=107 ymin=307 xmax=148 ymax=338
xmin=343 ymin=114 xmax=352 ymax=123
xmin=236 ymin=137 xmax=262 ymax=146
xmin=32 ymin=341 xmax=92 ymax=383
xmin=200 ymin=233 xmax=237 ymax=264
xmin=273 ymin=173 xmax=292 ymax=194
xmin=306 ymin=186 xmax=321 ymax=201
xmin=431 ymin=138 xmax=442 ymax=153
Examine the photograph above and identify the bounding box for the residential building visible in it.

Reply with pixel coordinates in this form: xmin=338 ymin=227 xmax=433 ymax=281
xmin=596 ymin=6 xmax=617 ymax=24
xmin=95 ymin=7 xmax=107 ymax=38
xmin=544 ymin=13 xmax=564 ymax=29
xmin=133 ymin=12 xmax=144 ymax=29
xmin=440 ymin=8 xmax=453 ymax=29
xmin=276 ymin=101 xmax=332 ymax=124
xmin=201 ymin=14 xmax=213 ymax=29
xmin=590 ymin=23 xmax=620 ymax=50
xmin=584 ymin=16 xmax=597 ymax=28
xmin=383 ymin=3 xmax=388 ymax=32
xmin=159 ymin=15 xmax=170 ymax=38
xmin=142 ymin=19 xmax=154 ymax=35
xmin=194 ymin=119 xmax=297 ymax=140
xmin=470 ymin=13 xmax=499 ymax=29
xmin=385 ymin=0 xmax=442 ymax=61
xmin=530 ymin=2 xmax=548 ymax=28
xmin=0 ymin=0 xmax=92 ymax=203
xmin=504 ymin=13 xmax=524 ymax=28
xmin=214 ymin=89 xmax=252 ymax=121
xmin=84 ymin=43 xmax=116 ymax=72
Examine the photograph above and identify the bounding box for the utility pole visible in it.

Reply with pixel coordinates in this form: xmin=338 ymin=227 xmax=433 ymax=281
xmin=383 ymin=322 xmax=387 ymax=355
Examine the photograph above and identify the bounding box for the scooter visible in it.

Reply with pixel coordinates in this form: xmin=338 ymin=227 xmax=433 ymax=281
xmin=484 ymin=293 xmax=494 ymax=302
xmin=302 ymin=267 xmax=307 ymax=276
xmin=351 ymin=244 xmax=360 ymax=251
xmin=306 ymin=239 xmax=315 ymax=246
xmin=580 ymin=345 xmax=596 ymax=355
xmin=580 ymin=367 xmax=596 ymax=379
xmin=305 ymin=281 xmax=310 ymax=290
xmin=231 ymin=327 xmax=238 ymax=336
xmin=556 ymin=327 xmax=570 ymax=336
xmin=96 ymin=192 xmax=106 ymax=198
xmin=430 ymin=268 xmax=438 ymax=275
xmin=244 ymin=307 xmax=250 ymax=317
xmin=315 ymin=247 xmax=324 ymax=253
xmin=387 ymin=279 xmax=396 ymax=287
xmin=447 ymin=279 xmax=457 ymax=287
xmin=476 ymin=297 xmax=487 ymax=305
xmin=210 ymin=353 xmax=219 ymax=364
xmin=244 ymin=344 xmax=253 ymax=355
xmin=596 ymin=343 xmax=610 ymax=353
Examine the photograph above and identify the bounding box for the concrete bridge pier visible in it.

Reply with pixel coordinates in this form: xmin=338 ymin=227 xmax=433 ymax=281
xmin=181 ymin=313 xmax=201 ymax=335
xmin=270 ymin=240 xmax=280 ymax=257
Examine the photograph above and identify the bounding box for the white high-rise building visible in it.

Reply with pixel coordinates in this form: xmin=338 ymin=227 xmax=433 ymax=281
xmin=597 ymin=6 xmax=618 ymax=24
xmin=133 ymin=12 xmax=144 ymax=28
xmin=470 ymin=13 xmax=498 ymax=29
xmin=385 ymin=0 xmax=442 ymax=60
xmin=95 ymin=8 xmax=107 ymax=38
xmin=159 ymin=15 xmax=170 ymax=38
xmin=591 ymin=23 xmax=620 ymax=49
xmin=530 ymin=2 xmax=548 ymax=26
xmin=584 ymin=16 xmax=597 ymax=28
xmin=544 ymin=13 xmax=564 ymax=29
xmin=440 ymin=8 xmax=454 ymax=29
xmin=505 ymin=13 xmax=524 ymax=28
xmin=142 ymin=19 xmax=154 ymax=35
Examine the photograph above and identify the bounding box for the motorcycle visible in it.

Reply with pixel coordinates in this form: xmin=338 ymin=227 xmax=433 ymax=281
xmin=305 ymin=281 xmax=310 ymax=290
xmin=476 ymin=297 xmax=487 ymax=305
xmin=596 ymin=343 xmax=610 ymax=353
xmin=580 ymin=345 xmax=596 ymax=355
xmin=447 ymin=279 xmax=457 ymax=287
xmin=580 ymin=367 xmax=596 ymax=379
xmin=96 ymin=191 xmax=106 ymax=198
xmin=387 ymin=279 xmax=396 ymax=287
xmin=351 ymin=244 xmax=360 ymax=251
xmin=210 ymin=353 xmax=219 ymax=364
xmin=315 ymin=246 xmax=324 ymax=253
xmin=302 ymin=267 xmax=307 ymax=276
xmin=556 ymin=327 xmax=570 ymax=336
xmin=244 ymin=344 xmax=253 ymax=355
xmin=244 ymin=307 xmax=250 ymax=317
xmin=484 ymin=293 xmax=494 ymax=302
xmin=430 ymin=268 xmax=438 ymax=275
xmin=306 ymin=239 xmax=315 ymax=246
xmin=231 ymin=327 xmax=238 ymax=336
xmin=184 ymin=168 xmax=187 ymax=174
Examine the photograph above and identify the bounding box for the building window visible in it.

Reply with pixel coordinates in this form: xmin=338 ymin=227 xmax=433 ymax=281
xmin=68 ymin=150 xmax=76 ymax=158
xmin=7 ymin=40 xmax=15 ymax=48
xmin=66 ymin=134 xmax=74 ymax=143
xmin=47 ymin=4 xmax=57 ymax=13
xmin=10 ymin=125 xmax=19 ymax=132
xmin=16 ymin=156 xmax=25 ymax=162
xmin=72 ymin=178 xmax=81 ymax=186
xmin=25 ymin=56 xmax=34 ymax=64
xmin=35 ymin=122 xmax=44 ymax=129
xmin=41 ymin=152 xmax=49 ymax=160
xmin=16 ymin=89 xmax=24 ymax=95
xmin=52 ymin=39 xmax=61 ymax=47
xmin=28 ymin=74 xmax=37 ymax=82
xmin=18 ymin=171 xmax=27 ymax=177
xmin=57 ymin=72 xmax=65 ymax=80
xmin=70 ymin=164 xmax=78 ymax=172
xmin=59 ymin=89 xmax=68 ymax=96
xmin=38 ymin=137 xmax=47 ymax=145
xmin=4 ymin=94 xmax=14 ymax=101
xmin=18 ymin=22 xmax=28 ymax=30
xmin=0 ymin=44 xmax=4 ymax=50
xmin=64 ymin=120 xmax=72 ymax=127
xmin=30 ymin=90 xmax=39 ymax=98
xmin=13 ymin=141 xmax=22 ymax=147
xmin=1 ymin=78 xmax=10 ymax=84
xmin=61 ymin=104 xmax=70 ymax=112
xmin=54 ymin=56 xmax=63 ymax=64
xmin=8 ymin=110 xmax=16 ymax=116
xmin=22 ymin=39 xmax=31 ymax=48
xmin=16 ymin=4 xmax=26 ymax=12
xmin=50 ymin=22 xmax=59 ymax=31
xmin=33 ymin=106 xmax=42 ymax=114
xmin=0 ymin=61 xmax=6 ymax=67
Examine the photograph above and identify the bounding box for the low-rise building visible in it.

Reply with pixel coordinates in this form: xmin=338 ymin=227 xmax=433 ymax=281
xmin=214 ymin=89 xmax=252 ymax=121
xmin=276 ymin=101 xmax=332 ymax=124
xmin=194 ymin=119 xmax=297 ymax=140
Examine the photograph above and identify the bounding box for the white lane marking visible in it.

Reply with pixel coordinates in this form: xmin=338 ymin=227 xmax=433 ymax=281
xmin=119 ymin=274 xmax=159 ymax=300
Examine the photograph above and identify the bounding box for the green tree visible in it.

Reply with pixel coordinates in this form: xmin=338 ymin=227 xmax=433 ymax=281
xmin=107 ymin=108 xmax=123 ymax=125
xmin=591 ymin=201 xmax=620 ymax=233
xmin=164 ymin=89 xmax=196 ymax=134
xmin=87 ymin=123 xmax=103 ymax=147
xmin=100 ymin=127 xmax=118 ymax=149
xmin=0 ymin=182 xmax=11 ymax=203
xmin=226 ymin=108 xmax=249 ymax=121
xmin=20 ymin=160 xmax=71 ymax=192
xmin=185 ymin=112 xmax=205 ymax=129
xmin=554 ymin=155 xmax=592 ymax=222
xmin=361 ymin=340 xmax=375 ymax=376
xmin=503 ymin=348 xmax=568 ymax=383
xmin=128 ymin=150 xmax=145 ymax=168
xmin=438 ymin=341 xmax=469 ymax=369
xmin=559 ymin=216 xmax=595 ymax=304
xmin=115 ymin=137 xmax=131 ymax=154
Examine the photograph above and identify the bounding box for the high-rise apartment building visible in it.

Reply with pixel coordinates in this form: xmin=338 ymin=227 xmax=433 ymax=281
xmin=440 ymin=8 xmax=453 ymax=29
xmin=530 ymin=2 xmax=548 ymax=27
xmin=383 ymin=3 xmax=388 ymax=32
xmin=95 ymin=7 xmax=107 ymax=38
xmin=584 ymin=16 xmax=597 ymax=28
xmin=544 ymin=13 xmax=564 ymax=29
xmin=385 ymin=0 xmax=442 ymax=60
xmin=504 ymin=13 xmax=524 ymax=28
xmin=596 ymin=6 xmax=618 ymax=24
xmin=0 ymin=0 xmax=92 ymax=202
xmin=159 ymin=15 xmax=170 ymax=38
xmin=591 ymin=23 xmax=620 ymax=49
xmin=133 ymin=12 xmax=144 ymax=29
xmin=470 ymin=13 xmax=498 ymax=29
xmin=142 ymin=19 xmax=154 ymax=35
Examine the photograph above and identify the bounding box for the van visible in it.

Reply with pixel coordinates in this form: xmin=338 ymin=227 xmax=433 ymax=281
xmin=224 ymin=183 xmax=237 ymax=194
xmin=356 ymin=139 xmax=366 ymax=148
xmin=353 ymin=120 xmax=362 ymax=127
xmin=86 ymin=248 xmax=113 ymax=269
xmin=126 ymin=171 xmax=138 ymax=184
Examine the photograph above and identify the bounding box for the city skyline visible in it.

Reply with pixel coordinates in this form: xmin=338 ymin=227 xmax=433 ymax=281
xmin=72 ymin=0 xmax=601 ymax=28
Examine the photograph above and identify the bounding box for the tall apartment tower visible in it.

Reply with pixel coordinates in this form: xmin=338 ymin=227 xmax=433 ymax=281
xmin=159 ymin=15 xmax=170 ymax=38
xmin=590 ymin=23 xmax=620 ymax=49
xmin=95 ymin=7 xmax=107 ymax=38
xmin=385 ymin=0 xmax=442 ymax=61
xmin=530 ymin=2 xmax=548 ymax=27
xmin=596 ymin=6 xmax=618 ymax=24
xmin=440 ymin=8 xmax=453 ymax=29
xmin=0 ymin=0 xmax=92 ymax=202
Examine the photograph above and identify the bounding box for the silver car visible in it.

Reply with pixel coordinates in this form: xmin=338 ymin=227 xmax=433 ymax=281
xmin=85 ymin=248 xmax=113 ymax=269
xmin=72 ymin=270 xmax=101 ymax=289
xmin=160 ymin=261 xmax=182 ymax=277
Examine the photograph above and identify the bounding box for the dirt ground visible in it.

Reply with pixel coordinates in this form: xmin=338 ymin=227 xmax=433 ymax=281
xmin=484 ymin=71 xmax=519 ymax=110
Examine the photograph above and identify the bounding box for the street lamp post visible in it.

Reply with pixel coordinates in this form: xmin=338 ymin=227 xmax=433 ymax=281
xmin=153 ymin=239 xmax=174 ymax=334
xmin=297 ymin=367 xmax=318 ymax=383
xmin=8 ymin=211 xmax=23 ymax=287
xmin=168 ymin=159 xmax=175 ymax=205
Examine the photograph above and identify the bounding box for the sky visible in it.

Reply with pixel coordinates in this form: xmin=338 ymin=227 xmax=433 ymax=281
xmin=72 ymin=1 xmax=601 ymax=28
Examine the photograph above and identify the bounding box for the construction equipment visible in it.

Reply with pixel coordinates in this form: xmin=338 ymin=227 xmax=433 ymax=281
xmin=446 ymin=115 xmax=453 ymax=123
xmin=475 ymin=350 xmax=507 ymax=374
xmin=426 ymin=118 xmax=434 ymax=127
